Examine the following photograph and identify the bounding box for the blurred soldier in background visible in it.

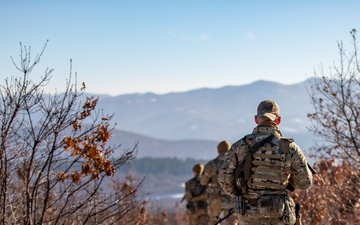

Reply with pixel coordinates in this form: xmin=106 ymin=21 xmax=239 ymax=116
xmin=201 ymin=141 xmax=238 ymax=225
xmin=184 ymin=163 xmax=209 ymax=225
xmin=218 ymin=99 xmax=314 ymax=225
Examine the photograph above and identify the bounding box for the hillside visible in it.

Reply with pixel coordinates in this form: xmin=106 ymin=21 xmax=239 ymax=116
xmin=110 ymin=129 xmax=218 ymax=160
xmin=97 ymin=79 xmax=313 ymax=140
xmin=91 ymin=79 xmax=318 ymax=160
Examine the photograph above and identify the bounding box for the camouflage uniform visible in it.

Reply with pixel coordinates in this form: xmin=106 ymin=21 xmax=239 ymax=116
xmin=218 ymin=100 xmax=313 ymax=225
xmin=200 ymin=141 xmax=239 ymax=225
xmin=184 ymin=163 xmax=209 ymax=225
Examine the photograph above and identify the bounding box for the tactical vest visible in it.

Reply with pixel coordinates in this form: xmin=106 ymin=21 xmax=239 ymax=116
xmin=244 ymin=134 xmax=293 ymax=191
xmin=190 ymin=177 xmax=206 ymax=197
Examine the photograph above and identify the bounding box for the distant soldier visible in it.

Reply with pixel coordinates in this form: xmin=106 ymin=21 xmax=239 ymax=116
xmin=200 ymin=140 xmax=238 ymax=225
xmin=218 ymin=99 xmax=314 ymax=225
xmin=184 ymin=163 xmax=209 ymax=225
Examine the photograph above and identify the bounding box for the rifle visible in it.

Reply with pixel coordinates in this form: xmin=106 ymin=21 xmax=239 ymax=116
xmin=213 ymin=208 xmax=234 ymax=225
xmin=295 ymin=203 xmax=302 ymax=225
xmin=180 ymin=195 xmax=185 ymax=203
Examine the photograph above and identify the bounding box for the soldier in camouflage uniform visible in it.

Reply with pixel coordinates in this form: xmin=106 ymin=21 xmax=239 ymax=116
xmin=184 ymin=163 xmax=209 ymax=225
xmin=200 ymin=141 xmax=239 ymax=225
xmin=218 ymin=100 xmax=313 ymax=225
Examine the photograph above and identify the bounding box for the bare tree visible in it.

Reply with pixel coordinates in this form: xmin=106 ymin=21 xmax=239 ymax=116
xmin=0 ymin=41 xmax=146 ymax=225
xmin=307 ymin=29 xmax=360 ymax=166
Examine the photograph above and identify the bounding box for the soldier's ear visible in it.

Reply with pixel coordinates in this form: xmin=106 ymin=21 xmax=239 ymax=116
xmin=275 ymin=116 xmax=281 ymax=125
xmin=255 ymin=115 xmax=259 ymax=124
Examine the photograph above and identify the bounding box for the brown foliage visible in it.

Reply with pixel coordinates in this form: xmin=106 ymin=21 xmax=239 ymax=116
xmin=61 ymin=97 xmax=116 ymax=182
xmin=291 ymin=158 xmax=360 ymax=225
xmin=145 ymin=202 xmax=188 ymax=225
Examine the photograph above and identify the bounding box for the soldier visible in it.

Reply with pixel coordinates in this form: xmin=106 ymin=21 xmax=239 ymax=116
xmin=218 ymin=99 xmax=314 ymax=225
xmin=200 ymin=141 xmax=239 ymax=225
xmin=184 ymin=163 xmax=209 ymax=225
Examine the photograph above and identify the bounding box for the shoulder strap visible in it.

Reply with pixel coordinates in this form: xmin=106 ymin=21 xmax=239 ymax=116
xmin=247 ymin=133 xmax=274 ymax=155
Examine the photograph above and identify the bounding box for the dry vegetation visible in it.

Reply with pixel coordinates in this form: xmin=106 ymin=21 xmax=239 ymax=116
xmin=291 ymin=159 xmax=360 ymax=225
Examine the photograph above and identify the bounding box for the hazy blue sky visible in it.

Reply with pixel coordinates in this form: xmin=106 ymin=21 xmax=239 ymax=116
xmin=1 ymin=1 xmax=359 ymax=96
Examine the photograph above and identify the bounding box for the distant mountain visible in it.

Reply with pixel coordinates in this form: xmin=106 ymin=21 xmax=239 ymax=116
xmin=89 ymin=78 xmax=318 ymax=160
xmin=98 ymin=79 xmax=313 ymax=140
xmin=109 ymin=129 xmax=218 ymax=160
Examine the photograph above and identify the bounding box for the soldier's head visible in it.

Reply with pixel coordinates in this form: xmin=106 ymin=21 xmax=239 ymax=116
xmin=255 ymin=99 xmax=281 ymax=125
xmin=192 ymin=163 xmax=204 ymax=176
xmin=217 ymin=140 xmax=231 ymax=155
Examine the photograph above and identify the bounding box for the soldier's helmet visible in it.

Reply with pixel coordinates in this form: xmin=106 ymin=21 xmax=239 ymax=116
xmin=192 ymin=163 xmax=204 ymax=176
xmin=217 ymin=140 xmax=231 ymax=154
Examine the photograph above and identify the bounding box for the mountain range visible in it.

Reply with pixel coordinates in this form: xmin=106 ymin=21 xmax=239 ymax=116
xmin=94 ymin=79 xmax=319 ymax=160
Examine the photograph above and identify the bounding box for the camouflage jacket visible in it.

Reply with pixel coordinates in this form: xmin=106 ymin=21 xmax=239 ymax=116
xmin=200 ymin=153 xmax=226 ymax=189
xmin=218 ymin=125 xmax=313 ymax=198
xmin=184 ymin=175 xmax=207 ymax=203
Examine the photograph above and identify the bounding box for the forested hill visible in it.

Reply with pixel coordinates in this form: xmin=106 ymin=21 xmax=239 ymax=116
xmin=121 ymin=157 xmax=209 ymax=197
xmin=125 ymin=157 xmax=208 ymax=176
xmin=109 ymin=129 xmax=218 ymax=160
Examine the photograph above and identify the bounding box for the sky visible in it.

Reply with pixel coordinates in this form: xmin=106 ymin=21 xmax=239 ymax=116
xmin=1 ymin=1 xmax=360 ymax=96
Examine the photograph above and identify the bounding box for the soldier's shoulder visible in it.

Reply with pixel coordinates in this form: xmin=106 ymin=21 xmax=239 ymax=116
xmin=231 ymin=135 xmax=251 ymax=149
xmin=204 ymin=159 xmax=216 ymax=168
xmin=278 ymin=137 xmax=303 ymax=153
xmin=280 ymin=137 xmax=294 ymax=143
xmin=186 ymin=177 xmax=196 ymax=185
